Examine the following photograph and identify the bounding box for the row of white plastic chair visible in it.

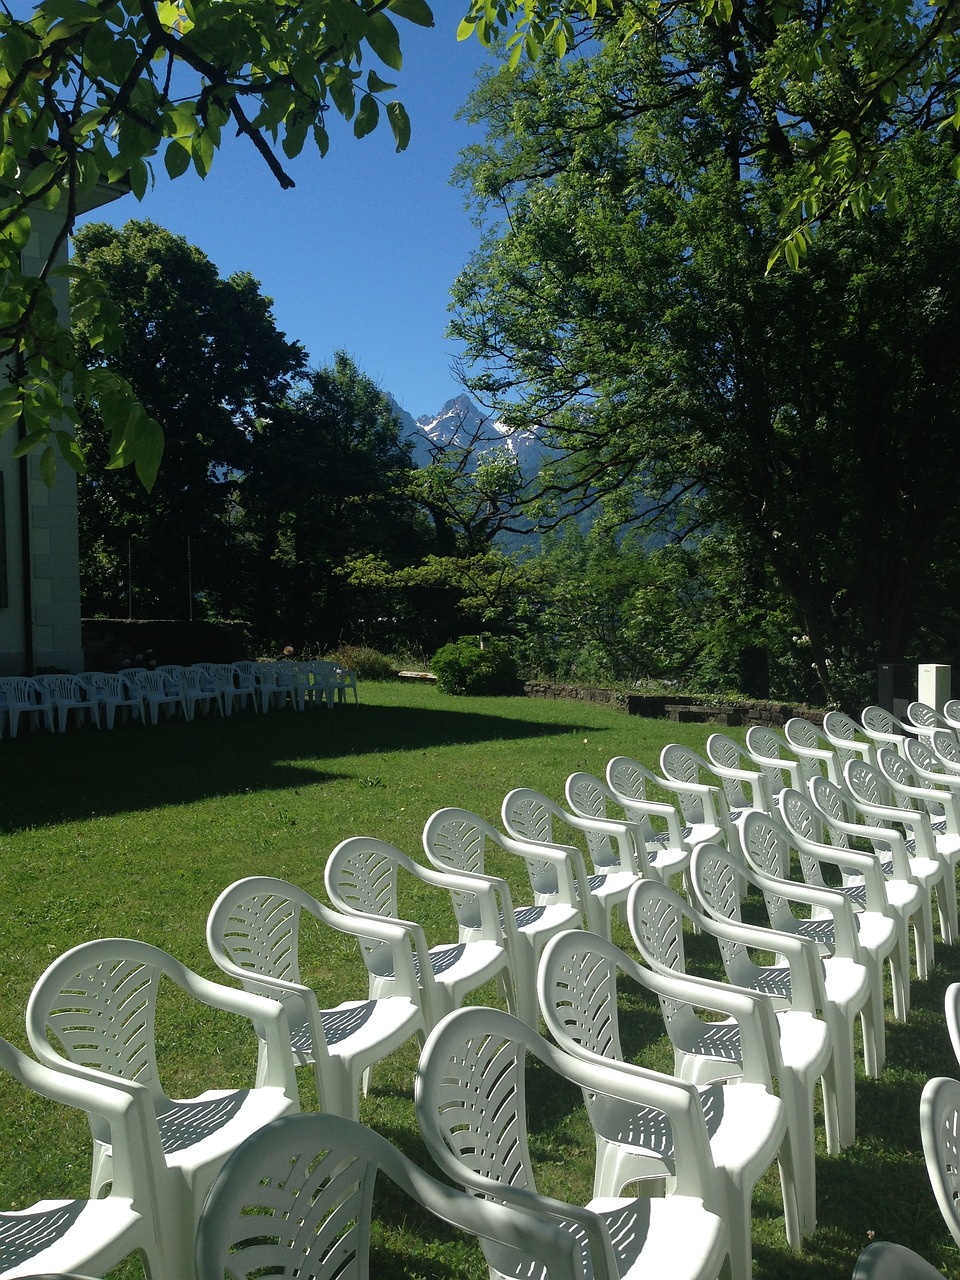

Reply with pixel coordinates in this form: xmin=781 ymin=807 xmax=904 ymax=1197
xmin=0 ymin=660 xmax=358 ymax=737
xmin=5 ymin=704 xmax=957 ymax=1279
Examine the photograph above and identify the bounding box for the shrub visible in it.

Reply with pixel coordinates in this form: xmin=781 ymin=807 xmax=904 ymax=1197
xmin=326 ymin=645 xmax=398 ymax=681
xmin=431 ymin=637 xmax=519 ymax=695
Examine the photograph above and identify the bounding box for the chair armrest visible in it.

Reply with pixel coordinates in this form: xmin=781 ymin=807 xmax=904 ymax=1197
xmin=751 ymin=869 xmax=862 ymax=957
xmin=410 ymin=861 xmax=505 ymax=940
xmin=660 ymin=777 xmax=726 ymax=827
xmin=317 ymin=904 xmax=424 ymax=1003
xmin=633 ymin=963 xmax=777 ymax=1090
xmin=795 ymin=839 xmax=891 ymax=913
xmin=701 ymin=914 xmax=826 ymax=1014
xmin=498 ymin=833 xmax=585 ymax=913
xmin=825 ymin=814 xmax=915 ymax=879
xmin=557 ymin=811 xmax=640 ymax=873
xmin=172 ymin=969 xmax=299 ymax=1098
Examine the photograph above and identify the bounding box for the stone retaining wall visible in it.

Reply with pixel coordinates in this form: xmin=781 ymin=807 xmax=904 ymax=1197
xmin=521 ymin=680 xmax=824 ymax=727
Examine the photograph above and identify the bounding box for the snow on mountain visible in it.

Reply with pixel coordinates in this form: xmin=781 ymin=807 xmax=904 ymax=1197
xmin=390 ymin=393 xmax=544 ymax=474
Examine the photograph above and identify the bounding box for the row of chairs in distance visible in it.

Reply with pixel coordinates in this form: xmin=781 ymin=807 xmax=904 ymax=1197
xmin=0 ymin=659 xmax=358 ymax=737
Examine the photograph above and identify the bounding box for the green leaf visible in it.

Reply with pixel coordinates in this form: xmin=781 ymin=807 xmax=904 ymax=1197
xmin=354 ymin=93 xmax=380 ymax=139
xmin=366 ymin=71 xmax=397 ymax=93
xmin=54 ymin=430 xmax=87 ymax=474
xmin=133 ymin=415 xmax=165 ymax=491
xmin=11 ymin=429 xmax=49 ymax=458
xmin=388 ymin=0 xmax=434 ymax=26
xmin=39 ymin=443 xmax=56 ymax=488
xmin=366 ymin=12 xmax=403 ymax=70
xmin=163 ymin=139 xmax=190 ymax=179
xmin=387 ymin=100 xmax=411 ymax=151
xmin=456 ymin=16 xmax=476 ymax=40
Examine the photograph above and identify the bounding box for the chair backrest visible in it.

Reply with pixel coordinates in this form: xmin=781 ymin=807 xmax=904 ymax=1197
xmin=920 ymin=1074 xmax=960 ymax=1251
xmin=861 ymin=705 xmax=911 ymax=748
xmin=659 ymin=744 xmax=721 ymax=824
xmin=907 ymin=701 xmax=948 ymax=736
xmin=739 ymin=809 xmax=792 ymax=880
xmin=823 ymin=710 xmax=873 ymax=767
xmin=194 ymin=1111 xmax=584 ymax=1280
xmin=705 ymin=732 xmax=761 ymax=810
xmin=945 ymin=983 xmax=960 ymax=1069
xmin=852 ymin=1241 xmax=949 ymax=1280
xmin=422 ymin=806 xmax=558 ymax=904
xmin=325 ymin=836 xmax=404 ymax=920
xmin=27 ymin=939 xmax=173 ymax=1113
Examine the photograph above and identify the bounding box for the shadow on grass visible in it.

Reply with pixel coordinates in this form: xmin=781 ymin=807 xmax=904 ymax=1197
xmin=0 ymin=702 xmax=589 ymax=831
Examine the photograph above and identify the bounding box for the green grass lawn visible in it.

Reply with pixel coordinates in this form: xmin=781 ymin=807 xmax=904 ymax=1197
xmin=0 ymin=681 xmax=957 ymax=1279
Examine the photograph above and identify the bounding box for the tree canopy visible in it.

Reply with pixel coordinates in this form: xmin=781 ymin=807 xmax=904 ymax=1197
xmin=0 ymin=0 xmax=433 ymax=486
xmin=451 ymin=30 xmax=960 ymax=703
xmin=1 ymin=0 xmax=958 ymax=490
xmin=73 ymin=219 xmax=305 ymax=618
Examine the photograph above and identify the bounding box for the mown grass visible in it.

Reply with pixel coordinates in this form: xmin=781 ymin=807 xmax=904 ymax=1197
xmin=0 ymin=681 xmax=957 ymax=1279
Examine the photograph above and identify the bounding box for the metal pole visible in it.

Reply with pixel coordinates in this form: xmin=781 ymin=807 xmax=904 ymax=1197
xmin=187 ymin=535 xmax=193 ymax=622
xmin=127 ymin=538 xmax=133 ymax=620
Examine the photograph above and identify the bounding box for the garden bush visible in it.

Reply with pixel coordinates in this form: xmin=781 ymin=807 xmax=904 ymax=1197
xmin=431 ymin=636 xmax=519 ymax=695
xmin=326 ymin=645 xmax=398 ymax=680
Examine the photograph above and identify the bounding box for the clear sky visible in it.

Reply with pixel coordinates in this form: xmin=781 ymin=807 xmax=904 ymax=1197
xmin=75 ymin=14 xmax=495 ymax=420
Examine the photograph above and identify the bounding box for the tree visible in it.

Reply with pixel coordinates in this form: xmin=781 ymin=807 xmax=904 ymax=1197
xmin=0 ymin=0 xmax=433 ymax=484
xmin=242 ymin=351 xmax=429 ymax=648
xmin=1 ymin=0 xmax=957 ymax=488
xmin=458 ymin=0 xmax=960 ymax=261
xmin=452 ymin=33 xmax=960 ymax=703
xmin=73 ymin=219 xmax=305 ymax=618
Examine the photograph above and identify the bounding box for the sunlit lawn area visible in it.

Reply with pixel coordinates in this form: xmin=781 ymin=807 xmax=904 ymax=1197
xmin=0 ymin=681 xmax=957 ymax=1278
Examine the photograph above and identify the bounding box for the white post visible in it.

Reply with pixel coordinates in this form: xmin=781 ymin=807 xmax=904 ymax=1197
xmin=918 ymin=663 xmax=951 ymax=714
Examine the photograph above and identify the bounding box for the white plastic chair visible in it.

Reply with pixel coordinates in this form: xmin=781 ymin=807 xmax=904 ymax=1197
xmin=737 ymin=809 xmax=885 ymax=1077
xmin=844 ymin=757 xmax=953 ymax=948
xmin=906 ymin=701 xmax=955 ymax=744
xmin=422 ymin=807 xmax=582 ymax=1024
xmin=537 ymin=929 xmax=797 ymax=1280
xmin=125 ymin=668 xmax=184 ymax=724
xmin=324 ymin=836 xmax=517 ymax=1027
xmin=207 ymin=876 xmax=429 ymax=1119
xmin=823 ymin=709 xmax=876 ymax=768
xmin=0 ymin=677 xmax=54 ymax=736
xmin=26 ymin=938 xmax=300 ymax=1280
xmin=784 ymin=717 xmax=845 ymax=786
xmin=942 ymin=699 xmax=960 ymax=735
xmin=195 ymin=1111 xmax=583 ymax=1280
xmin=809 ymin=773 xmax=936 ymax=981
xmin=658 ymin=744 xmax=736 ymax=849
xmin=501 ymin=787 xmax=641 ymax=938
xmin=174 ymin=667 xmax=221 ymax=720
xmin=853 ymin=1241 xmax=949 ymax=1280
xmin=34 ymin=676 xmax=99 ymax=733
xmin=230 ymin=661 xmax=265 ymax=712
xmin=606 ymin=754 xmax=723 ymax=854
xmin=861 ymin=704 xmax=919 ymax=757
xmin=876 ymin=747 xmax=960 ymax=946
xmin=705 ymin=732 xmax=777 ymax=818
xmin=778 ymin=786 xmax=912 ymax=1022
xmin=744 ymin=725 xmax=805 ymax=794
xmin=627 ymin=877 xmax=830 ymax=1238
xmin=77 ymin=672 xmax=145 ymax=730
xmin=415 ymin=1005 xmax=731 ymax=1280
xmin=691 ymin=840 xmax=869 ymax=1151
xmin=565 ymin=771 xmax=692 ymax=887
xmin=921 ymin=1075 xmax=960 ymax=1252
xmin=0 ymin=1035 xmax=165 ymax=1280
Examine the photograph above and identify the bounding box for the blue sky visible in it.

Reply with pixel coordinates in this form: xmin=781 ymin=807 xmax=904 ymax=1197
xmin=76 ymin=14 xmax=495 ymax=419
